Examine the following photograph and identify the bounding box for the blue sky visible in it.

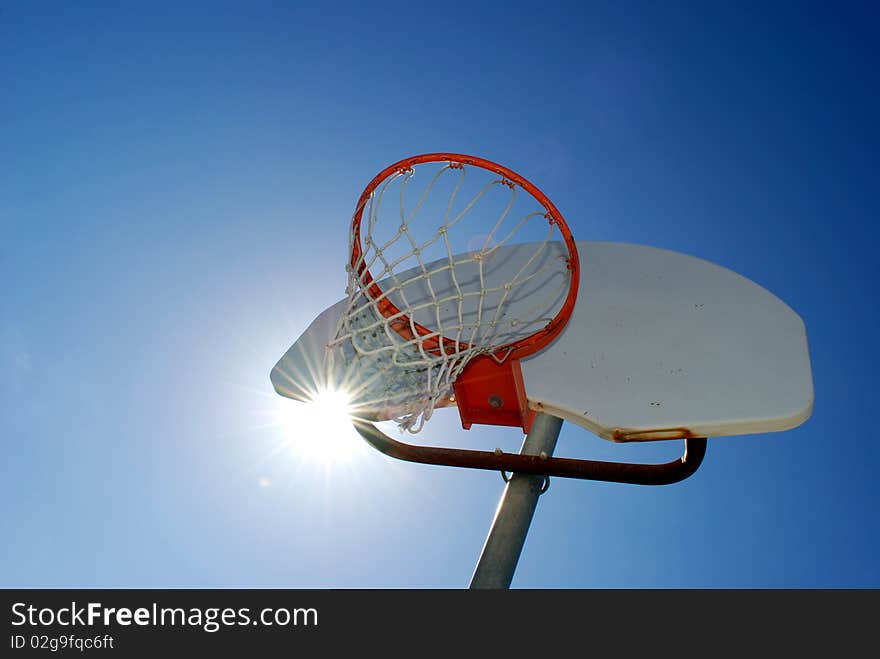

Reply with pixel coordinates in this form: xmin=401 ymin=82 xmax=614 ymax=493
xmin=2 ymin=1 xmax=878 ymax=587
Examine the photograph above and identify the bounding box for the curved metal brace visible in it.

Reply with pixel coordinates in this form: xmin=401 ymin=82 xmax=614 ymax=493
xmin=352 ymin=419 xmax=706 ymax=486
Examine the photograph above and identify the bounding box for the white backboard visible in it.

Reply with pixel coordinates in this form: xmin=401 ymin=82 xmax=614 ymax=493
xmin=271 ymin=241 xmax=813 ymax=441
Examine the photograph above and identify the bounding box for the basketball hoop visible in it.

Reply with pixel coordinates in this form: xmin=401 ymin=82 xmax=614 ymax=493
xmin=331 ymin=153 xmax=580 ymax=433
xmin=271 ymin=151 xmax=814 ymax=589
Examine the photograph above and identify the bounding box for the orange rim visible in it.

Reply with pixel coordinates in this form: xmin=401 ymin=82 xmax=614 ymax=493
xmin=350 ymin=153 xmax=580 ymax=360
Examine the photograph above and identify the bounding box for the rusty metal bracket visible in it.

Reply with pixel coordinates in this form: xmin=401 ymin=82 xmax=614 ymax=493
xmin=501 ymin=470 xmax=550 ymax=493
xmin=352 ymin=419 xmax=707 ymax=486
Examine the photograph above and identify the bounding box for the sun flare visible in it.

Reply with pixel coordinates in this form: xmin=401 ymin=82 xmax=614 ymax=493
xmin=274 ymin=388 xmax=361 ymax=464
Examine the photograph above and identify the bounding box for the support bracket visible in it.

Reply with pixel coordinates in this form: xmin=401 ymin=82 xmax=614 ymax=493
xmin=352 ymin=419 xmax=707 ymax=486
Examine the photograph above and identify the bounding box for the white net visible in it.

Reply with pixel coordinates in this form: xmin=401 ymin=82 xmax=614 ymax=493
xmin=330 ymin=159 xmax=573 ymax=433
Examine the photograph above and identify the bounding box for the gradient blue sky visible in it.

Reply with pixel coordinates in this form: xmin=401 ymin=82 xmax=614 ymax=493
xmin=2 ymin=1 xmax=878 ymax=588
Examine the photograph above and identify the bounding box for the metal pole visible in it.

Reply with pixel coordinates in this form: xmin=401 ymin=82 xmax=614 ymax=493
xmin=469 ymin=413 xmax=563 ymax=589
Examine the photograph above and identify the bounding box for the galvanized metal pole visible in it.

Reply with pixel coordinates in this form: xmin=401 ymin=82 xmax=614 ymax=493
xmin=469 ymin=413 xmax=563 ymax=589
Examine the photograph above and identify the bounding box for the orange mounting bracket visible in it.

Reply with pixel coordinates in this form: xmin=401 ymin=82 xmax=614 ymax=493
xmin=452 ymin=356 xmax=536 ymax=432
